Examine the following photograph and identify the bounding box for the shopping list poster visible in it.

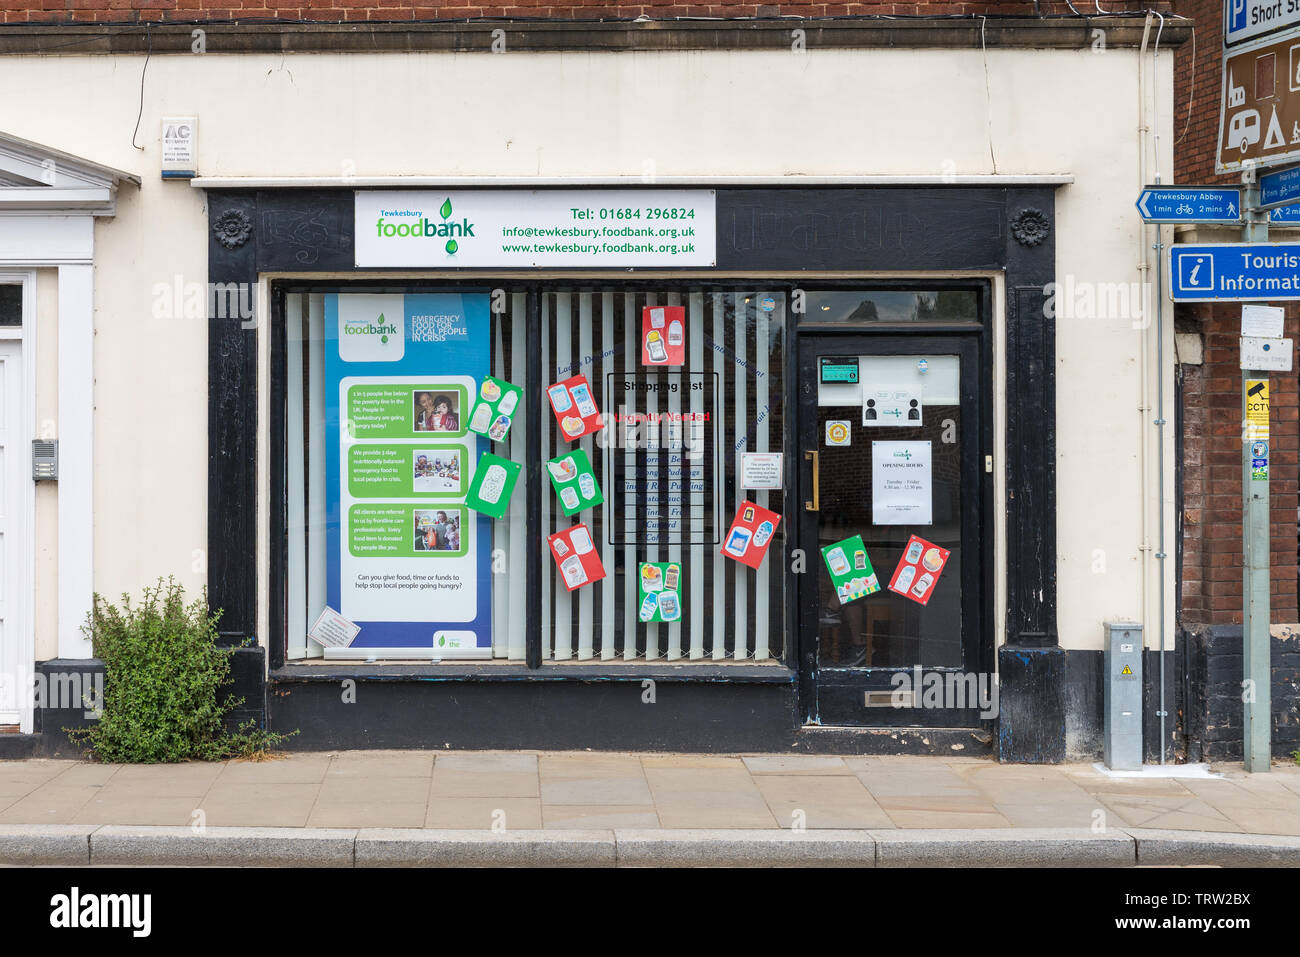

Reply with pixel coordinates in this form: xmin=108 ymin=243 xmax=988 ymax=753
xmin=325 ymin=293 xmax=492 ymax=655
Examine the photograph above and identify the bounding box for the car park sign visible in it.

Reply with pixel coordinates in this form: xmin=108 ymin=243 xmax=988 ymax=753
xmin=1225 ymin=0 xmax=1300 ymax=46
xmin=1169 ymin=242 xmax=1300 ymax=301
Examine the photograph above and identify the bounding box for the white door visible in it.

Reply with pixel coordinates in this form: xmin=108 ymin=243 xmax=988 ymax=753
xmin=0 ymin=339 xmax=25 ymax=728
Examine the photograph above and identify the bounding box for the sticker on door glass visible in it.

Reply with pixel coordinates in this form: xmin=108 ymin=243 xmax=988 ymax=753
xmin=638 ymin=562 xmax=684 ymax=622
xmin=547 ymin=448 xmax=604 ymax=516
xmin=825 ymin=420 xmax=852 ymax=447
xmin=888 ymin=534 xmax=949 ymax=606
xmin=642 ymin=305 xmax=686 ymax=367
xmin=821 ymin=534 xmax=880 ymax=605
xmin=721 ymin=500 xmax=781 ymax=569
xmin=547 ymin=374 xmax=602 ymax=441
xmin=872 ymin=440 xmax=932 ymax=525
xmin=465 ymin=452 xmax=522 ymax=519
xmin=548 ymin=524 xmax=605 ymax=591
xmin=863 ymin=386 xmax=922 ymax=427
xmin=467 ymin=376 xmax=523 ymax=443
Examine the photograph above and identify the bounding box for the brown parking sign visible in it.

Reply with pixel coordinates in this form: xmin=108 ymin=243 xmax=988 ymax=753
xmin=1218 ymin=29 xmax=1300 ymax=173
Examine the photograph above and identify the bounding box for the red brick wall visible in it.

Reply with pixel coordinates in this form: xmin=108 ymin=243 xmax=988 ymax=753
xmin=1172 ymin=0 xmax=1300 ymax=626
xmin=1180 ymin=303 xmax=1299 ymax=625
xmin=0 ymin=1 xmax=1158 ymax=25
xmin=1172 ymin=0 xmax=1235 ymax=186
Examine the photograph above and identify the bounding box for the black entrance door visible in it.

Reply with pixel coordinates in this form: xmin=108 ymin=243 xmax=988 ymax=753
xmin=796 ymin=333 xmax=991 ymax=727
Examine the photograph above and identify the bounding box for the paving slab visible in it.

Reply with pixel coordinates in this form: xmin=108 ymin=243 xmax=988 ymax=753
xmin=307 ymin=802 xmax=428 ymax=829
xmin=541 ymin=755 xmax=652 ymax=806
xmin=213 ymin=754 xmax=332 ymax=784
xmin=317 ymin=775 xmax=431 ymax=804
xmin=639 ymin=754 xmax=745 ymax=769
xmin=425 ymin=797 xmax=542 ymax=829
xmin=434 ymin=752 xmax=539 ymax=773
xmin=755 ymin=775 xmax=894 ymax=829
xmin=644 ymin=768 xmax=778 ymax=828
xmin=542 ymin=805 xmax=661 ymax=829
xmin=90 ymin=825 xmax=357 ymax=867
xmin=356 ymin=828 xmax=615 ymax=867
xmin=73 ymin=795 xmax=202 ymax=827
xmin=741 ymin=755 xmax=851 ymax=775
xmin=0 ymin=824 xmax=95 ymax=865
xmin=324 ymin=750 xmax=435 ymax=778
xmin=0 ymin=785 xmax=99 ymax=824
xmin=430 ymin=767 xmax=539 ymax=798
xmin=874 ymin=828 xmax=1135 ymax=867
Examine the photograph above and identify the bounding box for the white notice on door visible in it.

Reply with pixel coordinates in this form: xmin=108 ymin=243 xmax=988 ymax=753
xmin=740 ymin=452 xmax=783 ymax=489
xmin=309 ymin=607 xmax=361 ymax=648
xmin=872 ymin=441 xmax=932 ymax=525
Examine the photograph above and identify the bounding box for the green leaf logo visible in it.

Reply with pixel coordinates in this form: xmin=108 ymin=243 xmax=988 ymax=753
xmin=438 ymin=635 xmax=446 ymax=647
xmin=445 ymin=239 xmax=458 ymax=255
xmin=439 ymin=198 xmax=452 ymax=220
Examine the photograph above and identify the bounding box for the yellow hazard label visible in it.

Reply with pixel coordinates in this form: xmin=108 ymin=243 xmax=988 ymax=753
xmin=1120 ymin=664 xmax=1133 ymax=676
xmin=1246 ymin=379 xmax=1270 ymax=441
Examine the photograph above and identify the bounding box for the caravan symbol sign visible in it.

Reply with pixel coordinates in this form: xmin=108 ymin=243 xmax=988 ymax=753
xmin=1217 ymin=30 xmax=1300 ymax=173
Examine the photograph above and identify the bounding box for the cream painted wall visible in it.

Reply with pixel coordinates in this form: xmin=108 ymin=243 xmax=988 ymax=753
xmin=0 ymin=45 xmax=1175 ymax=653
xmin=34 ymin=269 xmax=58 ymax=661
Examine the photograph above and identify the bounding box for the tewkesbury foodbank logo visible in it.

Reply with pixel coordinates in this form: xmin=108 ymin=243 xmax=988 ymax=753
xmin=344 ymin=313 xmax=396 ymax=344
xmin=375 ymin=198 xmax=473 ymax=255
xmin=338 ymin=294 xmax=405 ymax=363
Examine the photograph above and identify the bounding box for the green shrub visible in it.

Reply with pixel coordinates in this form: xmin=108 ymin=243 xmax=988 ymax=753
xmin=68 ymin=578 xmax=294 ymax=763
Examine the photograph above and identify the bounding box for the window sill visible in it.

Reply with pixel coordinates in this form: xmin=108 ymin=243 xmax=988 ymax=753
xmin=270 ymin=660 xmax=794 ymax=684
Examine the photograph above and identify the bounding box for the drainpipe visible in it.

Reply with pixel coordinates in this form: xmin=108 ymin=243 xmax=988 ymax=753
xmin=1144 ymin=12 xmax=1170 ymax=765
xmin=1137 ymin=14 xmax=1171 ymax=764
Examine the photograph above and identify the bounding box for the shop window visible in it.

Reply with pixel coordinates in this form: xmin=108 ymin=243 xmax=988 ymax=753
xmin=540 ymin=288 xmax=786 ymax=662
xmin=283 ymin=289 xmax=526 ymax=661
xmin=805 ymin=290 xmax=979 ymax=324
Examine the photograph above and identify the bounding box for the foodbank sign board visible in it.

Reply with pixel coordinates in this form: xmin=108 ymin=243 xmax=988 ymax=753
xmin=326 ymin=292 xmax=493 ymax=657
xmin=354 ymin=190 xmax=717 ymax=268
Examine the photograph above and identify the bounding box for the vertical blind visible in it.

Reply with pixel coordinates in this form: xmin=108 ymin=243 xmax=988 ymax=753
xmin=285 ymin=287 xmax=783 ymax=664
xmin=541 ymin=288 xmax=786 ymax=662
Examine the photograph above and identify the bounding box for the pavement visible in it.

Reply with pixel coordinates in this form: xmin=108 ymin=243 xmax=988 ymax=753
xmin=2 ymin=750 xmax=1300 ymax=866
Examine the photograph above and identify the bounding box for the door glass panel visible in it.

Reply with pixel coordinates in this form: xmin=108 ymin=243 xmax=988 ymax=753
xmin=815 ymin=354 xmax=963 ymax=670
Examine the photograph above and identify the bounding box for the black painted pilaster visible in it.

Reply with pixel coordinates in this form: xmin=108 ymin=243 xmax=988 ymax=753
xmin=998 ymin=189 xmax=1062 ymax=762
xmin=207 ymin=190 xmax=259 ymax=643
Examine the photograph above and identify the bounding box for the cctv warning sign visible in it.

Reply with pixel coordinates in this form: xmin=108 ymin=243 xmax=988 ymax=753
xmin=1246 ymin=378 xmax=1271 ymax=440
xmin=1218 ymin=30 xmax=1300 ymax=173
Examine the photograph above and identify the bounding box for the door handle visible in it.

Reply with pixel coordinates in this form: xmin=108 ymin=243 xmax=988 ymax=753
xmin=804 ymin=450 xmax=819 ymax=512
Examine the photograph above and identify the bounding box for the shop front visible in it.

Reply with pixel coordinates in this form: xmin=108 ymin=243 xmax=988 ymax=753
xmin=204 ymin=184 xmax=1053 ymax=754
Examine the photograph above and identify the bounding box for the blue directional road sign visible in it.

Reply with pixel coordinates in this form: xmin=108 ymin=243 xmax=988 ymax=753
xmin=1136 ymin=186 xmax=1241 ymax=224
xmin=1169 ymin=243 xmax=1300 ymax=302
xmin=1258 ymin=166 xmax=1300 ymax=210
xmin=1271 ymin=203 xmax=1300 ymax=224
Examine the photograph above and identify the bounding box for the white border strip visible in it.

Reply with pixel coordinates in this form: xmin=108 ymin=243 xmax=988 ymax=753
xmin=193 ymin=175 xmax=1075 ymax=189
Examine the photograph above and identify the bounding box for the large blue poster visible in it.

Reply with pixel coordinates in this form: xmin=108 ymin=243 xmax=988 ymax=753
xmin=325 ymin=293 xmax=493 ymax=654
